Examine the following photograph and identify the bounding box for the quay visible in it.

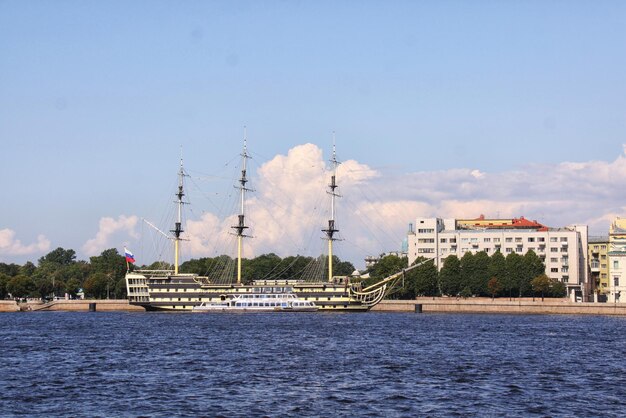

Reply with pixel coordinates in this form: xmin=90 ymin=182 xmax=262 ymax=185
xmin=2 ymin=298 xmax=626 ymax=315
xmin=372 ymin=297 xmax=626 ymax=315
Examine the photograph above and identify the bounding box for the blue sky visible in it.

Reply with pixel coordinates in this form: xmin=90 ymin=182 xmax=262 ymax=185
xmin=1 ymin=1 xmax=626 ymax=267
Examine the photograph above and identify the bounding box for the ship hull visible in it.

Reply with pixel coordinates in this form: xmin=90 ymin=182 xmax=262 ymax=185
xmin=126 ymin=272 xmax=374 ymax=312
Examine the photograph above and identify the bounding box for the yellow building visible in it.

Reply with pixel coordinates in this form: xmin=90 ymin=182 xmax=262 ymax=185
xmin=588 ymin=237 xmax=609 ymax=296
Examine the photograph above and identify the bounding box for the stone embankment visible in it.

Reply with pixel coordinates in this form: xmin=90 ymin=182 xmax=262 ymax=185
xmin=0 ymin=299 xmax=145 ymax=312
xmin=373 ymin=297 xmax=626 ymax=315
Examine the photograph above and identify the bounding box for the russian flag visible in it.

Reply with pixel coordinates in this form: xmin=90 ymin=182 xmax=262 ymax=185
xmin=124 ymin=248 xmax=135 ymax=264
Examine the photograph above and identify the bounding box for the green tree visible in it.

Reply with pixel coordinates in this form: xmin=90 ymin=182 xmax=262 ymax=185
xmin=412 ymin=257 xmax=439 ymax=297
xmin=65 ymin=278 xmax=82 ymax=298
xmin=7 ymin=275 xmax=36 ymax=299
xmin=89 ymin=248 xmax=127 ymax=285
xmin=459 ymin=252 xmax=475 ymax=296
xmin=0 ymin=263 xmax=21 ymax=277
xmin=505 ymin=252 xmax=524 ymax=299
xmin=38 ymin=247 xmax=76 ymax=267
xmin=439 ymin=255 xmax=461 ymax=296
xmin=531 ymin=274 xmax=551 ymax=301
xmin=332 ymin=255 xmax=355 ymax=277
xmin=550 ymin=279 xmax=567 ymax=298
xmin=471 ymin=251 xmax=490 ymax=296
xmin=36 ymin=278 xmax=55 ymax=300
xmin=523 ymin=250 xmax=545 ymax=297
xmin=0 ymin=273 xmax=9 ymax=299
xmin=19 ymin=262 xmax=36 ymax=277
xmin=488 ymin=251 xmax=506 ymax=295
xmin=83 ymin=273 xmax=109 ymax=299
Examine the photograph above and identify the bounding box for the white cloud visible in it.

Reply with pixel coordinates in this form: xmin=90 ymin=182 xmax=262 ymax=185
xmin=82 ymin=215 xmax=139 ymax=256
xmin=0 ymin=229 xmax=50 ymax=256
xmin=168 ymin=143 xmax=626 ymax=266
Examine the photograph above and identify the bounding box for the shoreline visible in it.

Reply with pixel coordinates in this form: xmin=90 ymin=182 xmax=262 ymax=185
xmin=2 ymin=298 xmax=626 ymax=315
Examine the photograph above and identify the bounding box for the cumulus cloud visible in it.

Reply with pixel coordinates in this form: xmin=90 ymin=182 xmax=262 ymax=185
xmin=174 ymin=143 xmax=626 ymax=266
xmin=82 ymin=215 xmax=139 ymax=256
xmin=0 ymin=229 xmax=51 ymax=256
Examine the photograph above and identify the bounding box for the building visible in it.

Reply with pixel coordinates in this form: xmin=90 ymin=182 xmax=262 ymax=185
xmin=608 ymin=218 xmax=626 ymax=303
xmin=407 ymin=216 xmax=589 ymax=301
xmin=588 ymin=236 xmax=609 ymax=298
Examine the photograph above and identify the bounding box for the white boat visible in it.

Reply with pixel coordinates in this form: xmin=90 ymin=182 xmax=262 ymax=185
xmin=192 ymin=292 xmax=319 ymax=312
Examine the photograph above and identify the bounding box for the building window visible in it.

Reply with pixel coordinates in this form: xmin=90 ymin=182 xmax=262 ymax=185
xmin=418 ymin=238 xmax=435 ymax=243
xmin=561 ymin=267 xmax=569 ymax=273
xmin=601 ymin=264 xmax=607 ymax=269
xmin=440 ymin=238 xmax=447 ymax=243
xmin=551 ymin=248 xmax=558 ymax=253
xmin=614 ymin=261 xmax=619 ymax=269
xmin=461 ymin=238 xmax=469 ymax=242
xmin=560 ymin=237 xmax=568 ymax=242
xmin=528 ymin=237 xmax=535 ymax=242
xmin=494 ymin=238 xmax=500 ymax=243
xmin=485 ymin=248 xmax=490 ymax=253
xmin=538 ymin=237 xmax=545 ymax=242
xmin=614 ymin=277 xmax=620 ymax=287
xmin=418 ymin=228 xmax=434 ymax=233
xmin=550 ymin=237 xmax=558 ymax=242
xmin=506 ymin=248 xmax=513 ymax=253
xmin=418 ymin=248 xmax=435 ymax=253
xmin=450 ymin=238 xmax=457 ymax=243
xmin=551 ymin=268 xmax=558 ymax=273
xmin=505 ymin=238 xmax=513 ymax=243
xmin=601 ymin=255 xmax=607 ymax=260
xmin=601 ymin=245 xmax=607 ymax=250
xmin=550 ymin=258 xmax=558 ymax=263
xmin=515 ymin=237 xmax=522 ymax=243
xmin=484 ymin=238 xmax=491 ymax=243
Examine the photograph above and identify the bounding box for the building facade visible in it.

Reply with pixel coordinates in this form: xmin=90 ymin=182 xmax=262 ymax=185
xmin=588 ymin=237 xmax=609 ymax=297
xmin=407 ymin=216 xmax=589 ymax=301
xmin=608 ymin=219 xmax=626 ymax=303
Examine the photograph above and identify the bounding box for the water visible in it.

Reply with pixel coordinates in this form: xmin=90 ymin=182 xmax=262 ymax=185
xmin=1 ymin=312 xmax=626 ymax=417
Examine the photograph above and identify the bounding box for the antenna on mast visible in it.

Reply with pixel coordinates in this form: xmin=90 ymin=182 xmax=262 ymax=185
xmin=322 ymin=131 xmax=341 ymax=282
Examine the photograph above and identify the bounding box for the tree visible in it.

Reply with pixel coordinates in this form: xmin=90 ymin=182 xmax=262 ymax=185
xmin=487 ymin=277 xmax=502 ymax=300
xmin=459 ymin=252 xmax=475 ymax=296
xmin=488 ymin=251 xmax=506 ymax=296
xmin=7 ymin=275 xmax=36 ymax=299
xmin=471 ymin=251 xmax=490 ymax=296
xmin=38 ymin=247 xmax=76 ymax=267
xmin=523 ymin=250 xmax=545 ymax=297
xmin=0 ymin=273 xmax=9 ymax=299
xmin=412 ymin=258 xmax=439 ymax=297
xmin=19 ymin=262 xmax=36 ymax=277
xmin=36 ymin=278 xmax=54 ymax=300
xmin=83 ymin=273 xmax=109 ymax=299
xmin=550 ymin=279 xmax=567 ymax=298
xmin=505 ymin=253 xmax=524 ymax=299
xmin=439 ymin=255 xmax=461 ymax=296
xmin=365 ymin=255 xmax=408 ymax=292
xmin=332 ymin=255 xmax=355 ymax=277
xmin=531 ymin=274 xmax=551 ymax=301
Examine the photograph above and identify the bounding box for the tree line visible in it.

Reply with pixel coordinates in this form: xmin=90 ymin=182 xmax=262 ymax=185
xmin=0 ymin=248 xmax=356 ymax=300
xmin=365 ymin=250 xmax=567 ymax=299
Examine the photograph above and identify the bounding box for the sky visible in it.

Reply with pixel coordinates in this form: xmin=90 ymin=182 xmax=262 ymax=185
xmin=1 ymin=1 xmax=626 ymax=268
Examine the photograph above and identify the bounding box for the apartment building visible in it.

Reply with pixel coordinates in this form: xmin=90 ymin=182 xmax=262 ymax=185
xmin=588 ymin=237 xmax=609 ymax=297
xmin=407 ymin=216 xmax=589 ymax=301
xmin=608 ymin=219 xmax=626 ymax=303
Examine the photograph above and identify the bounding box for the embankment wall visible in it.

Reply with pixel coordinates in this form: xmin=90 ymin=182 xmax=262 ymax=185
xmin=373 ymin=297 xmax=626 ymax=315
xmin=26 ymin=299 xmax=145 ymax=312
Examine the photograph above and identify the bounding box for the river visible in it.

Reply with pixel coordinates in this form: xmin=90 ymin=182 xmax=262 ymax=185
xmin=1 ymin=312 xmax=625 ymax=417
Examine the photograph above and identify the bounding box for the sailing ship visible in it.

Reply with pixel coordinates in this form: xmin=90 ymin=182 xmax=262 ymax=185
xmin=125 ymin=138 xmax=411 ymax=311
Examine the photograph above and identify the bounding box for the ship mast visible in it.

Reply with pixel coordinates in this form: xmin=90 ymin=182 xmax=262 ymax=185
xmin=323 ymin=137 xmax=341 ymax=282
xmin=232 ymin=129 xmax=251 ymax=285
xmin=171 ymin=156 xmax=186 ymax=275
